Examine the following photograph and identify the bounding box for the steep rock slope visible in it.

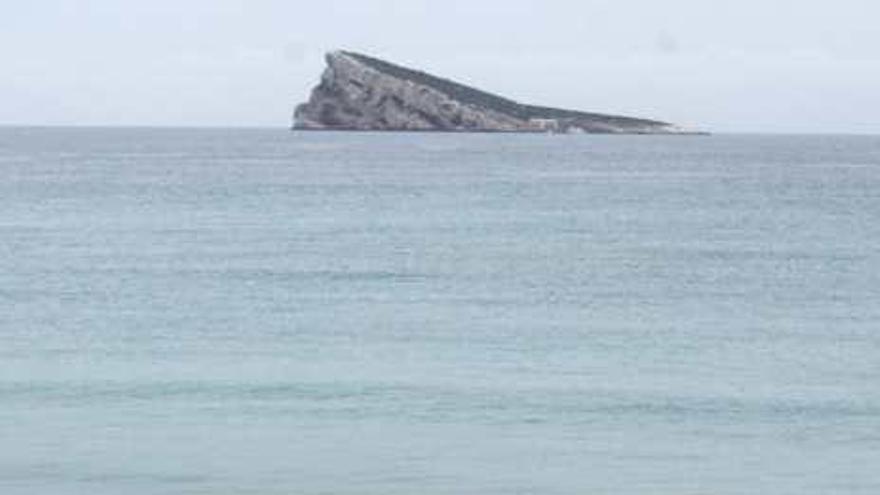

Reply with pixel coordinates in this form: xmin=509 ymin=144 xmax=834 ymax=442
xmin=294 ymin=51 xmax=693 ymax=134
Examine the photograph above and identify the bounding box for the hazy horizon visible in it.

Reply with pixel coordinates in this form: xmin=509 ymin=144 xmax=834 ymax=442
xmin=3 ymin=0 xmax=879 ymax=134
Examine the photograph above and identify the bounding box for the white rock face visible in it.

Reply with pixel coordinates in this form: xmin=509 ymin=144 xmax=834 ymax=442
xmin=294 ymin=52 xmax=524 ymax=131
xmin=294 ymin=51 xmax=695 ymax=134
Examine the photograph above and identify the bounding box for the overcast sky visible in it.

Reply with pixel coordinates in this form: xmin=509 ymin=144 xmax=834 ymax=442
xmin=3 ymin=0 xmax=879 ymax=133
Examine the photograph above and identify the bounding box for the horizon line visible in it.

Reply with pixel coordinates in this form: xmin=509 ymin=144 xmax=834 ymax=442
xmin=2 ymin=124 xmax=880 ymax=137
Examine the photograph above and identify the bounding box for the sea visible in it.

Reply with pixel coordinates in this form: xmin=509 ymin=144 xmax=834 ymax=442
xmin=1 ymin=127 xmax=878 ymax=495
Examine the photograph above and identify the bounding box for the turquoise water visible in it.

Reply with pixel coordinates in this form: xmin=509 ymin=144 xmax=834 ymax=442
xmin=1 ymin=128 xmax=879 ymax=494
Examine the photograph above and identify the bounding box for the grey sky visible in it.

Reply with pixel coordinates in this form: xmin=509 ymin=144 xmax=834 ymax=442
xmin=3 ymin=0 xmax=879 ymax=133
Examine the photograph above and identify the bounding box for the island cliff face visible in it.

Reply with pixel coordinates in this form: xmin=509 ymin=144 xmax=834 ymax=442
xmin=294 ymin=51 xmax=692 ymax=134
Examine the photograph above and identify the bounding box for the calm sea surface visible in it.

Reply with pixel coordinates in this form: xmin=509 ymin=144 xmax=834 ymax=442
xmin=1 ymin=128 xmax=879 ymax=494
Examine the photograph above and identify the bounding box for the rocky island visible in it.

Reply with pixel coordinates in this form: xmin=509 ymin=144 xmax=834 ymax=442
xmin=294 ymin=51 xmax=695 ymax=134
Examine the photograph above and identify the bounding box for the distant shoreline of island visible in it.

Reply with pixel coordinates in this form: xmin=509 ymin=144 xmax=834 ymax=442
xmin=293 ymin=50 xmax=706 ymax=135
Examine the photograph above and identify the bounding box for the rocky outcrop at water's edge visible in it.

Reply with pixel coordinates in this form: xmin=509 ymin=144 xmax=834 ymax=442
xmin=293 ymin=51 xmax=703 ymax=134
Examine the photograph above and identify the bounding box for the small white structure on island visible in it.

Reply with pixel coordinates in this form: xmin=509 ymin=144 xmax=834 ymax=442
xmin=528 ymin=118 xmax=561 ymax=133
